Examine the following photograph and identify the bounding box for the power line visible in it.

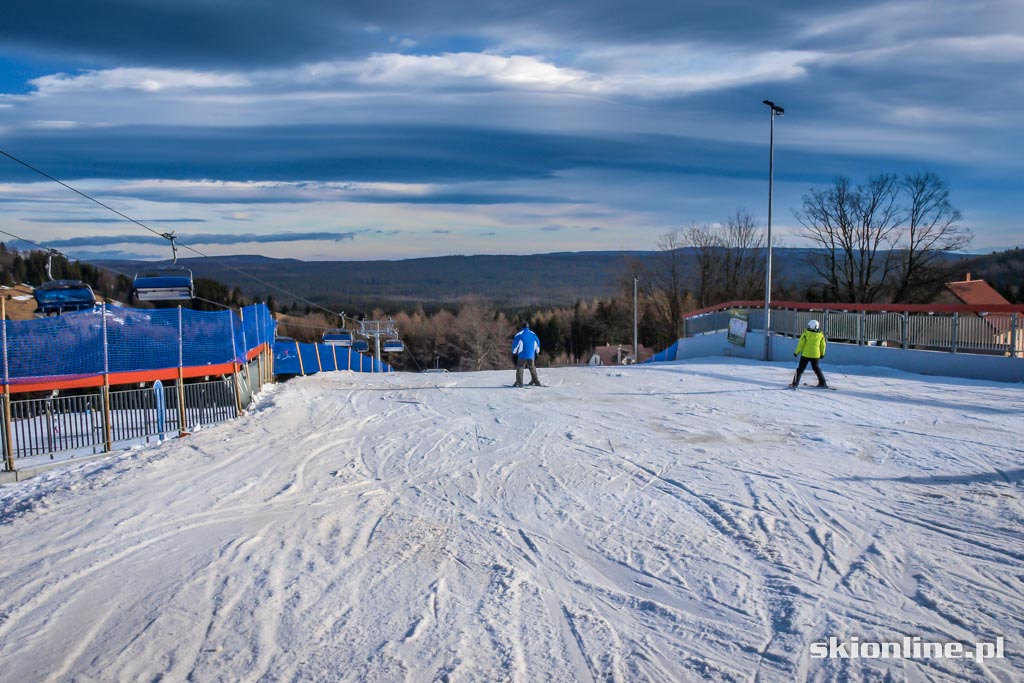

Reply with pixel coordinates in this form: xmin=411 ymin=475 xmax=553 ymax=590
xmin=0 ymin=148 xmax=353 ymax=324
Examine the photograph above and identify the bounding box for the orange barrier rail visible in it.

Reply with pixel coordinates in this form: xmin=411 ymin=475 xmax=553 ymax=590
xmin=0 ymin=343 xmax=270 ymax=395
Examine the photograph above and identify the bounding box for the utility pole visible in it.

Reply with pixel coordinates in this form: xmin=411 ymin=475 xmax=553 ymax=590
xmin=633 ymin=275 xmax=639 ymax=363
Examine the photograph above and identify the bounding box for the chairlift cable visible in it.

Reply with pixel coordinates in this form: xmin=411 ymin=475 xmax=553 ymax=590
xmin=1 ymin=228 xmax=135 ymax=281
xmin=0 ymin=229 xmax=243 ymax=312
xmin=0 ymin=149 xmax=357 ymax=323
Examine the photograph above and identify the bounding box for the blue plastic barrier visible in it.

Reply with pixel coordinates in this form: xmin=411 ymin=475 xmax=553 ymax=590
xmin=272 ymin=342 xmax=390 ymax=375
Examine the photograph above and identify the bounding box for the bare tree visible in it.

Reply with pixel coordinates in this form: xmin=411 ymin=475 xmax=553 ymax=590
xmin=796 ymin=174 xmax=902 ymax=303
xmin=890 ymin=171 xmax=972 ymax=302
xmin=647 ymin=229 xmax=689 ymax=340
xmin=719 ymin=209 xmax=766 ymax=302
xmin=681 ymin=211 xmax=766 ymax=307
xmin=682 ymin=223 xmax=719 ymax=308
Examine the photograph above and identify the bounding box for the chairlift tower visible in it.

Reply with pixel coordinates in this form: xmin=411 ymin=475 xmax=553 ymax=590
xmin=357 ymin=318 xmax=399 ymax=368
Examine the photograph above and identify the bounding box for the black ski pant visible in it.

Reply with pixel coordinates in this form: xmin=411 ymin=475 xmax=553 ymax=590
xmin=515 ymin=358 xmax=540 ymax=386
xmin=794 ymin=356 xmax=826 ymax=386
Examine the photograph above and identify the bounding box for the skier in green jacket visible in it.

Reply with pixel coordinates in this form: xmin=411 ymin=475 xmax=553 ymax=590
xmin=791 ymin=319 xmax=829 ymax=388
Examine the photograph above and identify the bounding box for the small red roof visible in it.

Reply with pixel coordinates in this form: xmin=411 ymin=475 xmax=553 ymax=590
xmin=945 ymin=277 xmax=1013 ymax=334
xmin=945 ymin=277 xmax=1009 ymax=307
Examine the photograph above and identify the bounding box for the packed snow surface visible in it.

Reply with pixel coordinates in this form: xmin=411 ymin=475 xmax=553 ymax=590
xmin=0 ymin=359 xmax=1021 ymax=682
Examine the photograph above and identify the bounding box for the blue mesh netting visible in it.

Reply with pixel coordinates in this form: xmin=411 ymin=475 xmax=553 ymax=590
xmin=106 ymin=307 xmax=183 ymax=372
xmin=6 ymin=308 xmax=106 ymax=382
xmin=273 ymin=342 xmax=389 ymax=375
xmin=3 ymin=303 xmax=277 ymax=384
xmin=180 ymin=308 xmax=237 ymax=369
xmin=240 ymin=304 xmax=273 ymax=356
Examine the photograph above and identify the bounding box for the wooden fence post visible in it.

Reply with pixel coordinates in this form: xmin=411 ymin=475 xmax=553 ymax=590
xmin=101 ymin=302 xmax=113 ymax=451
xmin=1 ymin=297 xmax=13 ymax=472
xmin=228 ymin=309 xmax=243 ymax=416
xmin=178 ymin=306 xmax=188 ymax=436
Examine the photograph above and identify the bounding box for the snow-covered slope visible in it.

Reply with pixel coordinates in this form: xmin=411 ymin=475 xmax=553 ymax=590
xmin=0 ymin=359 xmax=1021 ymax=682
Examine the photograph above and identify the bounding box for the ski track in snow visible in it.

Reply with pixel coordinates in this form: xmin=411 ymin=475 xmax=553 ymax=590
xmin=0 ymin=359 xmax=1021 ymax=682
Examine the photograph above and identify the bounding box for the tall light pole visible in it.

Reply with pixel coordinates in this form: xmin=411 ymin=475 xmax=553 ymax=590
xmin=633 ymin=275 xmax=639 ymax=363
xmin=762 ymin=99 xmax=784 ymax=362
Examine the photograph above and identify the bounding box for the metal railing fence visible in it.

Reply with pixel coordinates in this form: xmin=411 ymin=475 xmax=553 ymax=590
xmin=6 ymin=393 xmax=105 ymax=459
xmin=3 ymin=358 xmax=264 ymax=466
xmin=683 ymin=304 xmax=1020 ymax=358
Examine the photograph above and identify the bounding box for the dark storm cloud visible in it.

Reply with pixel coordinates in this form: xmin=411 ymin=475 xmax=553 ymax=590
xmin=0 ymin=0 xmax=887 ymax=68
xmin=2 ymin=121 xmax=946 ymax=205
xmin=0 ymin=124 xmax=762 ymax=184
xmin=1 ymin=125 xmax=567 ymax=183
xmin=0 ymin=1 xmax=378 ymax=67
xmin=45 ymin=232 xmax=356 ymax=248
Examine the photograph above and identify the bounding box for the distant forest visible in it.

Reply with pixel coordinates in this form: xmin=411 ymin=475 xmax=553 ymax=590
xmin=4 ymin=242 xmax=1021 ymax=372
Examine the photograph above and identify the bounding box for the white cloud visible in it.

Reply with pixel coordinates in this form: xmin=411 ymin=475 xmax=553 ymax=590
xmin=24 ymin=120 xmax=80 ymax=129
xmin=928 ymin=34 xmax=1024 ymax=61
xmin=29 ymin=68 xmax=250 ymax=94
xmin=108 ymin=179 xmax=440 ymax=203
xmin=579 ymin=46 xmax=819 ymax=95
xmin=327 ymin=47 xmax=818 ymax=96
xmin=356 ymin=52 xmax=592 ymax=90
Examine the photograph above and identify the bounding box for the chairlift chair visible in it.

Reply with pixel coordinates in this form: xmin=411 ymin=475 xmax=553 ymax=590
xmin=33 ymin=249 xmax=97 ymax=315
xmin=132 ymin=231 xmax=195 ymax=302
xmin=34 ymin=280 xmax=97 ymax=315
xmin=133 ymin=270 xmax=194 ymax=301
xmin=353 ymin=340 xmax=370 ymax=353
xmin=321 ymin=328 xmax=353 ymax=347
xmin=382 ymin=338 xmax=405 ymax=353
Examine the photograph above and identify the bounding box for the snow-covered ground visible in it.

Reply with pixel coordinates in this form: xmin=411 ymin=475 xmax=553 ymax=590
xmin=0 ymin=359 xmax=1021 ymax=682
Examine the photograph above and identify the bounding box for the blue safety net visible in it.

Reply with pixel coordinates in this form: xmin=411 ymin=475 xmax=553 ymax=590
xmin=1 ymin=300 xmax=390 ymax=386
xmin=3 ymin=303 xmax=276 ymax=385
xmin=240 ymin=304 xmax=274 ymax=356
xmin=6 ymin=308 xmax=105 ymax=382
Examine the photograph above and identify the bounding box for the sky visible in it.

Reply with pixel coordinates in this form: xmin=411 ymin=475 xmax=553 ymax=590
xmin=0 ymin=0 xmax=1021 ymax=261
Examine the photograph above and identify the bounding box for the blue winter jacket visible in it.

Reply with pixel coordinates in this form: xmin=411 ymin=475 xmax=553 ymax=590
xmin=512 ymin=328 xmax=540 ymax=360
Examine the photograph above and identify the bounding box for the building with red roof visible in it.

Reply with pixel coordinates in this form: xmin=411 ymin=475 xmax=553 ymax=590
xmin=937 ymin=274 xmax=1019 ymax=355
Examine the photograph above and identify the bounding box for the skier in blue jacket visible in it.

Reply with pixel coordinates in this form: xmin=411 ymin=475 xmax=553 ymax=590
xmin=512 ymin=322 xmax=542 ymax=387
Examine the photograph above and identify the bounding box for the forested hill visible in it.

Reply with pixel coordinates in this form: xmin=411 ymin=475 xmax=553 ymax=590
xmin=100 ymin=252 xmax=659 ymax=309
xmin=96 ymin=247 xmax=990 ymax=312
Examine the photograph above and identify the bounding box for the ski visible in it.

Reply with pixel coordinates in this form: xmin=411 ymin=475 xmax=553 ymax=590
xmin=803 ymin=384 xmax=837 ymax=390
